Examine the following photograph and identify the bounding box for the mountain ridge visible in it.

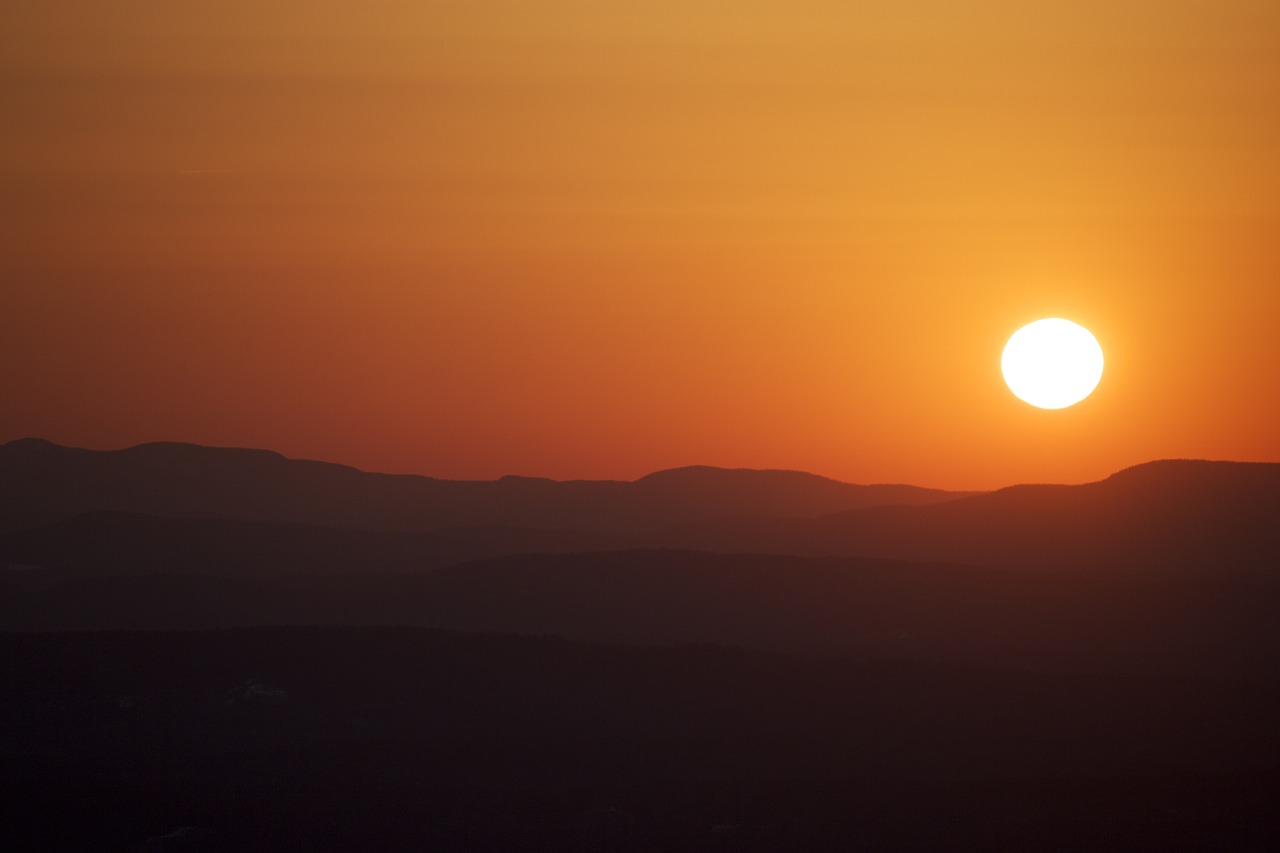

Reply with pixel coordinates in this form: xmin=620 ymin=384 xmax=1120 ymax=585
xmin=4 ymin=441 xmax=1276 ymax=581
xmin=658 ymin=457 xmax=1280 ymax=578
xmin=0 ymin=437 xmax=975 ymax=534
xmin=0 ymin=437 xmax=964 ymax=487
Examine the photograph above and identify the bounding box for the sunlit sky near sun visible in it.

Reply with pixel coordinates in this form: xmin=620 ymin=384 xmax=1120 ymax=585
xmin=3 ymin=1 xmax=1279 ymax=489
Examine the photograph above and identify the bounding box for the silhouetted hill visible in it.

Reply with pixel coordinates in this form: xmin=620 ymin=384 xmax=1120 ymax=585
xmin=0 ymin=439 xmax=971 ymax=534
xmin=5 ymin=458 xmax=1276 ymax=584
xmin=660 ymin=460 xmax=1280 ymax=578
xmin=2 ymin=453 xmax=1276 ymax=679
xmin=3 ymin=627 xmax=1278 ymax=851
xmin=6 ymin=549 xmax=1279 ymax=679
xmin=0 ymin=511 xmax=620 ymax=578
xmin=6 ymin=443 xmax=1275 ymax=583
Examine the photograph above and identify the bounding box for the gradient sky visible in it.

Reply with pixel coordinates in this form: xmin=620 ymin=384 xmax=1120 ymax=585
xmin=3 ymin=1 xmax=1279 ymax=489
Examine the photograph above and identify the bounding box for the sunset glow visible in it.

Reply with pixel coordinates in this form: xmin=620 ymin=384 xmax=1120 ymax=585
xmin=4 ymin=2 xmax=1280 ymax=488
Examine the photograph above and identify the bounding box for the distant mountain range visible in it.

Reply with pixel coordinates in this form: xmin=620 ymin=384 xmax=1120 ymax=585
xmin=2 ymin=439 xmax=1279 ymax=679
xmin=3 ymin=439 xmax=1276 ymax=581
xmin=659 ymin=458 xmax=1280 ymax=578
xmin=0 ymin=438 xmax=971 ymax=534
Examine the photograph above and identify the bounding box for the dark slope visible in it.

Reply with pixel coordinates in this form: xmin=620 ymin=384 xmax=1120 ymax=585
xmin=0 ymin=511 xmax=621 ymax=578
xmin=660 ymin=460 xmax=1280 ymax=578
xmin=406 ymin=550 xmax=1280 ymax=677
xmin=0 ymin=438 xmax=969 ymax=534
xmin=3 ymin=627 xmax=1278 ymax=851
xmin=6 ymin=550 xmax=1279 ymax=679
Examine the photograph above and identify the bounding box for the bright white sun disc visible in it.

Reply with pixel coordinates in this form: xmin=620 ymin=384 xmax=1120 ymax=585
xmin=1001 ymin=318 xmax=1104 ymax=409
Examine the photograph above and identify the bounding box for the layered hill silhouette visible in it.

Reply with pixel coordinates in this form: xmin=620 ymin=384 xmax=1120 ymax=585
xmin=0 ymin=438 xmax=969 ymax=534
xmin=3 ymin=441 xmax=1276 ymax=583
xmin=4 ymin=439 xmax=1277 ymax=580
xmin=2 ymin=439 xmax=1278 ymax=676
xmin=4 ymin=439 xmax=1280 ymax=849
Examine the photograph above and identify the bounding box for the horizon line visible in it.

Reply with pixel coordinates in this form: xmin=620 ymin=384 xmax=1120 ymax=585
xmin=3 ymin=435 xmax=1275 ymax=493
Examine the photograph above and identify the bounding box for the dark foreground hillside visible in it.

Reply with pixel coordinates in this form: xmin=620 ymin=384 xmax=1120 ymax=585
xmin=6 ymin=549 xmax=1280 ymax=680
xmin=3 ymin=449 xmax=1278 ymax=849
xmin=3 ymin=627 xmax=1278 ymax=851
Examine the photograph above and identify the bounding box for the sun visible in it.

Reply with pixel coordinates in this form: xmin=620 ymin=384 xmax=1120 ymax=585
xmin=1001 ymin=318 xmax=1104 ymax=409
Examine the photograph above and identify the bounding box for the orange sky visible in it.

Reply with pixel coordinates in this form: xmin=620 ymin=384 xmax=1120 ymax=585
xmin=3 ymin=1 xmax=1279 ymax=489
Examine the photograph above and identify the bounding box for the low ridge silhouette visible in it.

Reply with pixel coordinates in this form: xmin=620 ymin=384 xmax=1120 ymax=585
xmin=0 ymin=438 xmax=970 ymax=534
xmin=3 ymin=443 xmax=1276 ymax=582
xmin=659 ymin=459 xmax=1280 ymax=578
